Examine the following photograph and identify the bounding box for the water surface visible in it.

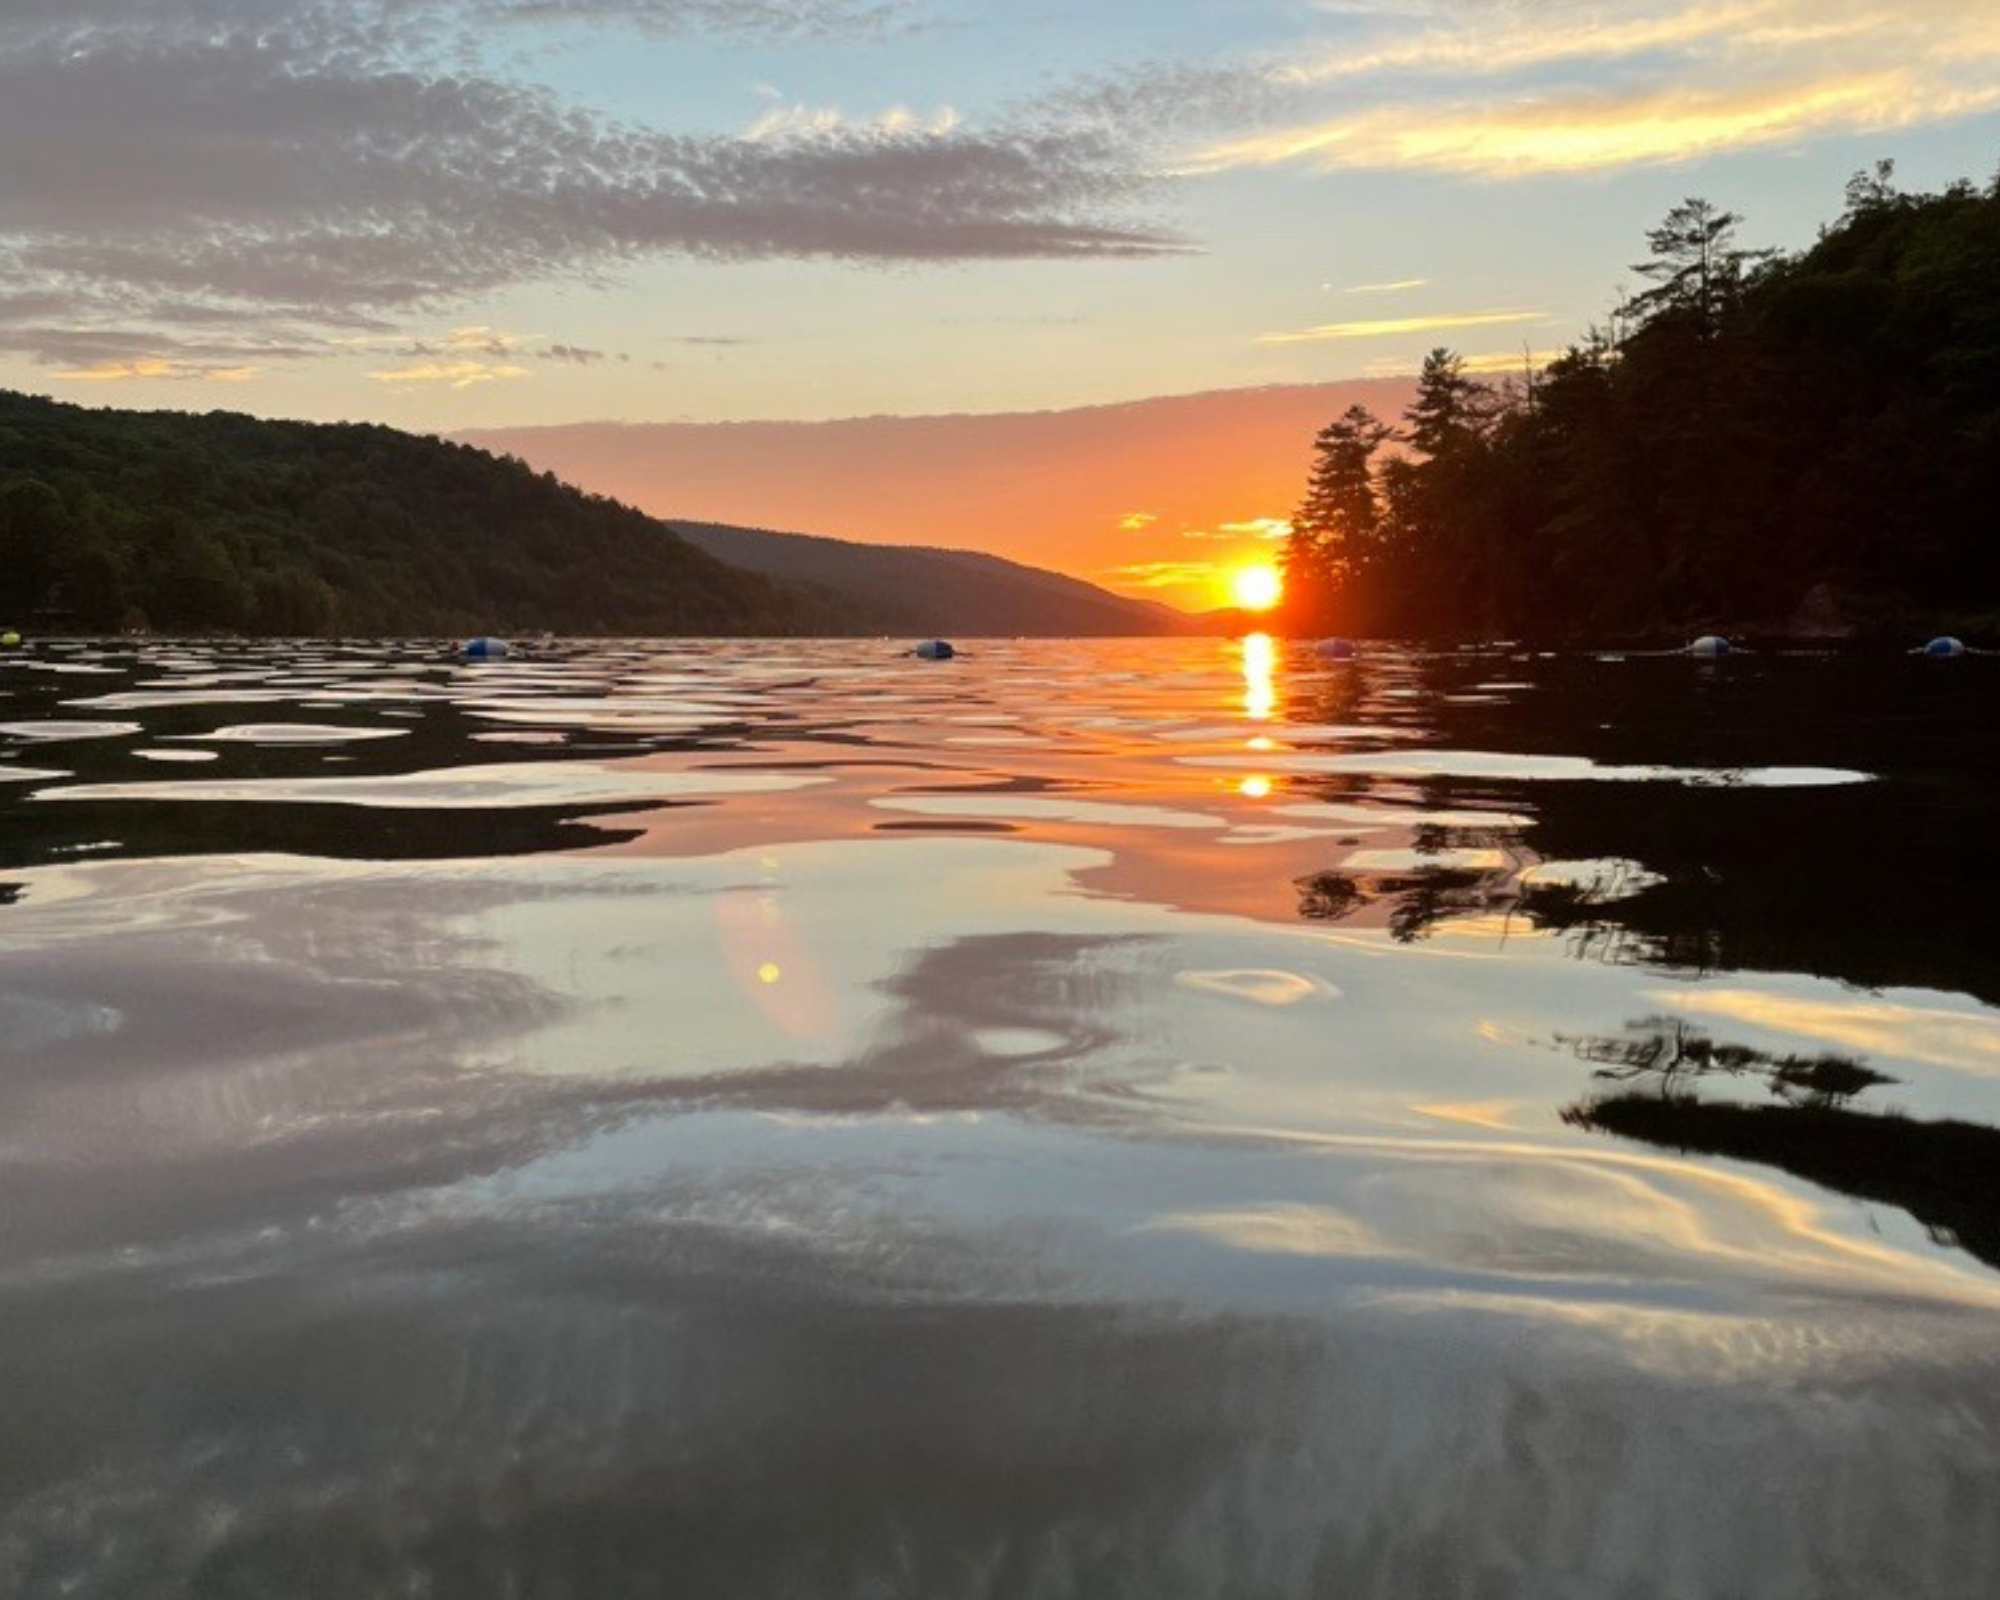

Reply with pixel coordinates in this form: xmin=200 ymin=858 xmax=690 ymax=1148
xmin=3 ymin=637 xmax=1997 ymax=1598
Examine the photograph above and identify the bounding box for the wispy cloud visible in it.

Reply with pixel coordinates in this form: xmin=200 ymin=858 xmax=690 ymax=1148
xmin=1259 ymin=309 xmax=1545 ymax=345
xmin=1172 ymin=517 xmax=1292 ymax=542
xmin=1458 ymin=347 xmax=1564 ymax=375
xmin=369 ymin=360 xmax=532 ymax=390
xmin=49 ymin=357 xmax=260 ymax=383
xmin=1213 ymin=74 xmax=1999 ymax=177
xmin=1220 ymin=517 xmax=1290 ymax=541
xmin=1342 ymin=277 xmax=1428 ymax=294
xmin=1104 ymin=560 xmax=1223 ymax=590
xmin=1118 ymin=511 xmax=1159 ymax=530
xmin=1202 ymin=0 xmax=2000 ymax=177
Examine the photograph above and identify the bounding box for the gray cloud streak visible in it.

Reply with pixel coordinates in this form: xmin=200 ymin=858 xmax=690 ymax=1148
xmin=0 ymin=3 xmax=1176 ymax=368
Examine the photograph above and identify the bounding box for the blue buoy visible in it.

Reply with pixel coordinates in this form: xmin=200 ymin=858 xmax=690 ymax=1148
xmin=1921 ymin=635 xmax=1966 ymax=658
xmin=1313 ymin=637 xmax=1356 ymax=661
xmin=1686 ymin=635 xmax=1732 ymax=658
xmin=912 ymin=639 xmax=955 ymax=660
xmin=462 ymin=636 xmax=509 ymax=660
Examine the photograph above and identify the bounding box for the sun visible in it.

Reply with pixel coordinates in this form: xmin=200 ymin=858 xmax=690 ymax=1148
xmin=1231 ymin=563 xmax=1283 ymax=612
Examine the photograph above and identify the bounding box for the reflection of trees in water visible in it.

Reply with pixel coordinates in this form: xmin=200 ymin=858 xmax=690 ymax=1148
xmin=1558 ymin=1015 xmax=1895 ymax=1107
xmin=1292 ymin=830 xmax=1656 ymax=949
xmin=1280 ymin=648 xmax=2000 ymax=1003
xmin=1295 ymin=864 xmax=1501 ymax=943
xmin=1561 ymin=1018 xmax=2000 ymax=1273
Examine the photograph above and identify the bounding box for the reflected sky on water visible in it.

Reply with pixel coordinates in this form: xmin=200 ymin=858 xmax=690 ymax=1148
xmin=4 ymin=637 xmax=2000 ymax=1598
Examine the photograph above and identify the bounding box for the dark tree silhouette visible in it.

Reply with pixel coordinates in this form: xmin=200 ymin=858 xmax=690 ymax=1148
xmin=1280 ymin=165 xmax=2000 ymax=642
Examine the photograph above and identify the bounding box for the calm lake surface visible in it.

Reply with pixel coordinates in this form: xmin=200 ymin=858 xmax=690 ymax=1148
xmin=3 ymin=635 xmax=1999 ymax=1599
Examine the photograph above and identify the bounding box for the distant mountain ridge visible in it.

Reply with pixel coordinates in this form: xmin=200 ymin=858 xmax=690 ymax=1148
xmin=669 ymin=520 xmax=1196 ymax=636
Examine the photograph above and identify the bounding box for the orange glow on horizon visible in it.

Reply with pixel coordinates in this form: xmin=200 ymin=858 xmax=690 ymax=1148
xmin=1231 ymin=563 xmax=1284 ymax=612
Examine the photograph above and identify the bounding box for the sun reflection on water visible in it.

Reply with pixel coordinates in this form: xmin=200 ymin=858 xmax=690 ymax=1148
xmin=1242 ymin=631 xmax=1276 ymax=722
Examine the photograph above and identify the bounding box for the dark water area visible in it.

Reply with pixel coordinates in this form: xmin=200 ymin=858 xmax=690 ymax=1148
xmin=3 ymin=636 xmax=1999 ymax=1598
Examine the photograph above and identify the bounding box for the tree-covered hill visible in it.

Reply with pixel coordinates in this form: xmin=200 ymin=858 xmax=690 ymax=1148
xmin=1280 ymin=161 xmax=2000 ymax=642
xmin=0 ymin=391 xmax=828 ymax=636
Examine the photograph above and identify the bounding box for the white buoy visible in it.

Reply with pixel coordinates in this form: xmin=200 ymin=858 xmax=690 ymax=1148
xmin=462 ymin=636 xmax=509 ymax=660
xmin=1313 ymin=637 xmax=1357 ymax=661
xmin=1685 ymin=635 xmax=1732 ymax=657
xmin=911 ymin=638 xmax=956 ymax=660
xmin=1920 ymin=635 xmax=1967 ymax=658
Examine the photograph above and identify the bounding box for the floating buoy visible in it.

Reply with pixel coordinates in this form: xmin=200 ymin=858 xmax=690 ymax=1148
xmin=1313 ymin=637 xmax=1357 ymax=661
xmin=1685 ymin=635 xmax=1732 ymax=657
xmin=1921 ymin=635 xmax=1966 ymax=658
xmin=911 ymin=639 xmax=955 ymax=660
xmin=0 ymin=629 xmax=20 ymax=650
xmin=461 ymin=636 xmax=509 ymax=660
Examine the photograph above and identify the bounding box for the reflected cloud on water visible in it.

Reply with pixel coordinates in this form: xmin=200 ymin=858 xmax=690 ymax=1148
xmin=6 ymin=639 xmax=2000 ymax=1596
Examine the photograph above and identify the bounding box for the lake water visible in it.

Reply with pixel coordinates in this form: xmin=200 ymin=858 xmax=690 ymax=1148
xmin=3 ymin=635 xmax=1998 ymax=1598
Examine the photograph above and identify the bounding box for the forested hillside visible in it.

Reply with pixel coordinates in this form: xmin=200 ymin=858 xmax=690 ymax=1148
xmin=1281 ymin=163 xmax=2000 ymax=641
xmin=0 ymin=393 xmax=824 ymax=636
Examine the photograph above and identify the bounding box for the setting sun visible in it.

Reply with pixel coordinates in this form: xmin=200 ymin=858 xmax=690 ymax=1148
xmin=1231 ymin=564 xmax=1283 ymax=611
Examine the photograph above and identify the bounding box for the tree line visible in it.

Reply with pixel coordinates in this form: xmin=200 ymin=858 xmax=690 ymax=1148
xmin=1280 ymin=162 xmax=2000 ymax=641
xmin=0 ymin=393 xmax=833 ymax=636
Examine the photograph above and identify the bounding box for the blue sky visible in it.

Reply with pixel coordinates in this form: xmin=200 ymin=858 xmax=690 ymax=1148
xmin=3 ymin=0 xmax=1996 ymax=431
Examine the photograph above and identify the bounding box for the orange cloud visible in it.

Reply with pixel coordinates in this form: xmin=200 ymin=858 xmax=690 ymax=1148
xmin=369 ymin=360 xmax=531 ymax=390
xmin=52 ymin=357 xmax=258 ymax=383
xmin=1259 ymin=310 xmax=1545 ymax=345
xmin=1106 ymin=560 xmax=1223 ymax=590
xmin=1209 ymin=1 xmax=2000 ymax=178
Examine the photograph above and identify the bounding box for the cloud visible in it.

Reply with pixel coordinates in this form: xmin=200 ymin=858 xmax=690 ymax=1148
xmin=1457 ymin=347 xmax=1563 ymax=374
xmin=0 ymin=311 xmax=332 ymax=372
xmin=1219 ymin=517 xmax=1291 ymax=541
xmin=1172 ymin=517 xmax=1293 ymax=543
xmin=0 ymin=1 xmax=913 ymax=50
xmin=1342 ymin=277 xmax=1428 ymax=294
xmin=1215 ymin=75 xmax=2000 ymax=178
xmin=1104 ymin=560 xmax=1224 ymax=590
xmin=368 ymin=360 xmax=532 ymax=389
xmin=466 ymin=0 xmax=919 ymax=39
xmin=441 ymin=327 xmax=532 ymax=355
xmin=1258 ymin=309 xmax=1546 ymax=345
xmin=745 ymin=102 xmax=961 ymax=142
xmin=541 ymin=343 xmax=609 ymax=364
xmin=1203 ymin=0 xmax=2000 ymax=177
xmin=48 ymin=357 xmax=260 ymax=383
xmin=1118 ymin=511 xmax=1159 ymax=530
xmin=0 ymin=3 xmax=1177 ymax=365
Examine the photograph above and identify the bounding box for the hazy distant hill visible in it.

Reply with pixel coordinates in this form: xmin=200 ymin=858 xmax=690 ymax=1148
xmin=459 ymin=380 xmax=1416 ymax=607
xmin=670 ymin=519 xmax=1196 ymax=636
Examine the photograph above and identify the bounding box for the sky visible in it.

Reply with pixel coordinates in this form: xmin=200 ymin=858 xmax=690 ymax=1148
xmin=4 ymin=1 xmax=1999 ymax=608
